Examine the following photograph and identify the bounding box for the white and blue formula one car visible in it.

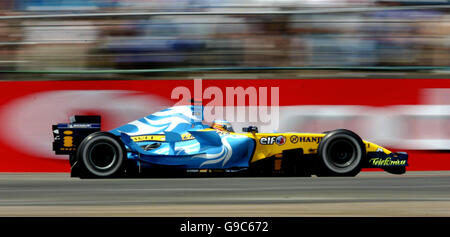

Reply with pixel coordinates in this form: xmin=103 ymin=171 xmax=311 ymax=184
xmin=52 ymin=103 xmax=408 ymax=178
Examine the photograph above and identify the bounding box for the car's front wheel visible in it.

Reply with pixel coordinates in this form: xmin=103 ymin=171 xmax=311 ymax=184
xmin=76 ymin=132 xmax=126 ymax=178
xmin=316 ymin=129 xmax=365 ymax=177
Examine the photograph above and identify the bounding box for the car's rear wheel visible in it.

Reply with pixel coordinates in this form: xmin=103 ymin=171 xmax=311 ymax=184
xmin=316 ymin=129 xmax=365 ymax=177
xmin=76 ymin=132 xmax=126 ymax=178
xmin=69 ymin=154 xmax=76 ymax=166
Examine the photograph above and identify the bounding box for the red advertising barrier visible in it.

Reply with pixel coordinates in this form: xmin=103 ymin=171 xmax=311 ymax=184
xmin=0 ymin=79 xmax=449 ymax=172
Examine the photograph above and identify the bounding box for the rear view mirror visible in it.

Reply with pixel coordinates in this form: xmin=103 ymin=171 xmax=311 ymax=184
xmin=242 ymin=126 xmax=258 ymax=133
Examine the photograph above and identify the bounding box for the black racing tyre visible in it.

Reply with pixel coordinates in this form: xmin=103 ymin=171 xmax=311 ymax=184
xmin=69 ymin=154 xmax=76 ymax=166
xmin=75 ymin=132 xmax=126 ymax=178
xmin=316 ymin=129 xmax=365 ymax=177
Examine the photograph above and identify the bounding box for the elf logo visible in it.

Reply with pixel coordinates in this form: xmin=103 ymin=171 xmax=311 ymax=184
xmin=260 ymin=135 xmax=286 ymax=145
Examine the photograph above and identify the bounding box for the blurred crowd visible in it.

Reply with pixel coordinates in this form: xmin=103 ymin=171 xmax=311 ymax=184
xmin=0 ymin=0 xmax=450 ymax=73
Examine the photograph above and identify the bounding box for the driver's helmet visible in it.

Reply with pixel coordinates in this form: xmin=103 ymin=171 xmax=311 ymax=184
xmin=212 ymin=120 xmax=234 ymax=133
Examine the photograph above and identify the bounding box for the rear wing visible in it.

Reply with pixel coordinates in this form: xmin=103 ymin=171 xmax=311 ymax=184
xmin=52 ymin=115 xmax=101 ymax=155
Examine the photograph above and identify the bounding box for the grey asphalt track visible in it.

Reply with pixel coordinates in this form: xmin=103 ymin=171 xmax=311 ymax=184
xmin=1 ymin=171 xmax=450 ymax=216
